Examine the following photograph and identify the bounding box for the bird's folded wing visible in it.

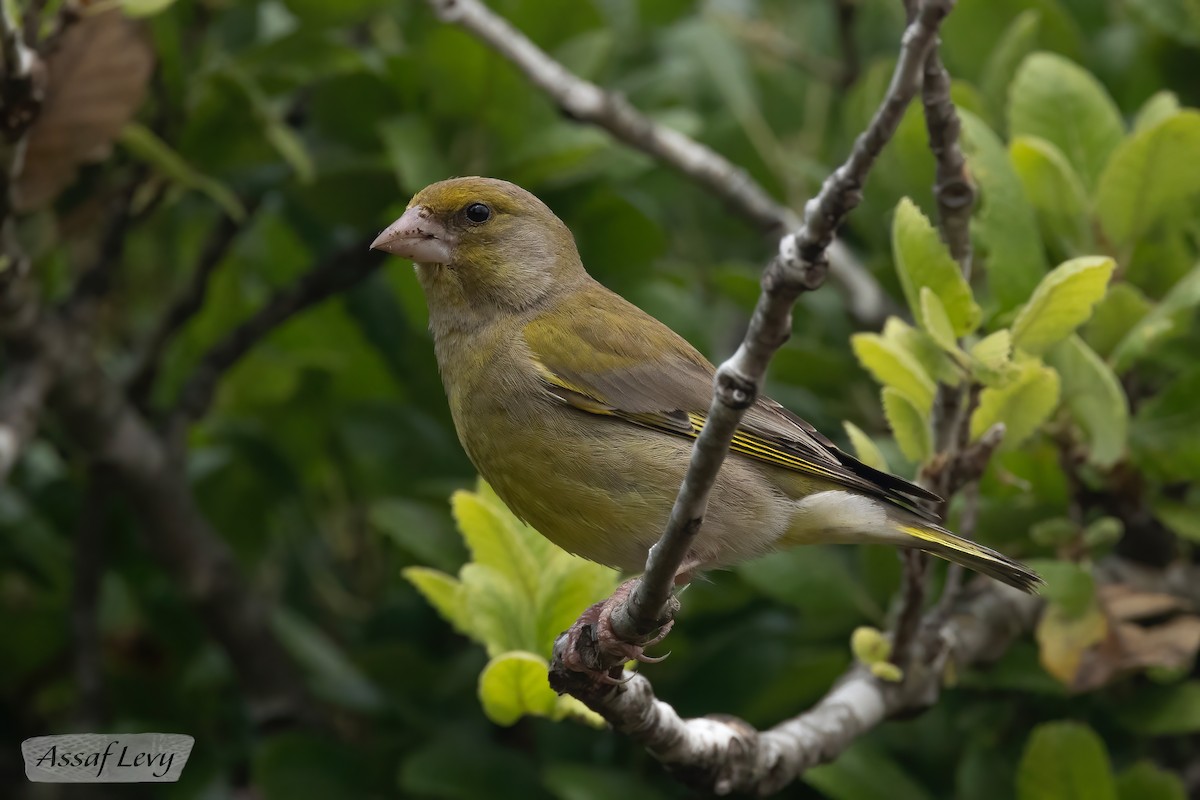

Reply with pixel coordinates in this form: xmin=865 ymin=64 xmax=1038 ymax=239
xmin=522 ymin=300 xmax=940 ymax=514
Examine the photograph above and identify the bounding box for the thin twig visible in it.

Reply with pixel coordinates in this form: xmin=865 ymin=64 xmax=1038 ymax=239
xmin=127 ymin=207 xmax=254 ymax=407
xmin=172 ymin=240 xmax=384 ymax=422
xmin=423 ymin=0 xmax=890 ymax=325
xmin=890 ymin=0 xmax=979 ymax=653
xmin=559 ymin=0 xmax=952 ymax=661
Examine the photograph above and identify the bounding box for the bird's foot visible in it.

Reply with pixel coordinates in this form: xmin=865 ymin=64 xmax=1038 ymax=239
xmin=555 ymin=578 xmax=674 ymax=685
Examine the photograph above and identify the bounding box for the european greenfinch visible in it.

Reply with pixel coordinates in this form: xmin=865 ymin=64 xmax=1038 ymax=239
xmin=372 ymin=177 xmax=1040 ymax=597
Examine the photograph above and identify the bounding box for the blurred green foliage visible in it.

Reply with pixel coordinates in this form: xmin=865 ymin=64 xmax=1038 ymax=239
xmin=2 ymin=0 xmax=1200 ymax=797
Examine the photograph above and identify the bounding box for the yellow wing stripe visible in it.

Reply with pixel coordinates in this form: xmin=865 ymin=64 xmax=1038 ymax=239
xmin=896 ymin=523 xmax=996 ymax=561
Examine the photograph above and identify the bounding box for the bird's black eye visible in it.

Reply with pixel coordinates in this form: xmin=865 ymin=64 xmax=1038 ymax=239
xmin=464 ymin=202 xmax=492 ymax=224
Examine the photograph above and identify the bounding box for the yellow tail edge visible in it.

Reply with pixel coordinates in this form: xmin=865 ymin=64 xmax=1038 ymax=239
xmin=896 ymin=524 xmax=1043 ymax=594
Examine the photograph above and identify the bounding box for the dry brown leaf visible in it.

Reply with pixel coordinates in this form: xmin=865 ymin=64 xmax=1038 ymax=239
xmin=1042 ymin=585 xmax=1200 ymax=692
xmin=1100 ymin=584 xmax=1189 ymax=621
xmin=14 ymin=9 xmax=154 ymax=212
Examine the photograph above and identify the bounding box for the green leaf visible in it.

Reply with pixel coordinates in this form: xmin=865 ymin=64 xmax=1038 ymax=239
xmin=1044 ymin=336 xmax=1128 ymax=467
xmin=1011 ymin=256 xmax=1115 ymax=356
xmin=891 ymin=197 xmax=981 ymax=336
xmin=1008 ymin=53 xmax=1124 ymax=190
xmin=882 ymin=387 xmax=932 ymax=464
xmin=851 ymin=332 xmax=937 ymax=412
xmin=1009 ymin=136 xmax=1091 ymax=254
xmin=477 ymin=651 xmax=559 ymax=726
xmin=882 ymin=318 xmax=961 ymax=386
xmin=1083 ymin=283 xmax=1153 ymax=359
xmin=379 ymin=115 xmax=453 ymax=191
xmin=970 ymin=360 xmax=1060 ymax=449
xmin=1116 ymin=682 xmax=1200 ymax=735
xmin=1153 ymin=499 xmax=1200 ymax=543
xmin=402 ymin=567 xmax=471 ymax=637
xmin=460 ymin=564 xmax=539 ymax=656
xmin=959 ymin=111 xmax=1048 ymax=313
xmin=1126 ymin=0 xmax=1200 ymax=46
xmin=1095 ymin=111 xmax=1200 ymax=246
xmin=1134 ymin=91 xmax=1182 ymax=133
xmin=452 ymin=490 xmax=539 ymax=602
xmin=119 ymin=123 xmax=245 ymax=220
xmin=970 ymin=329 xmax=1013 ymax=381
xmin=1117 ymin=762 xmax=1186 ymax=800
xmin=919 ymin=287 xmax=959 ymax=350
xmin=1111 ymin=264 xmax=1200 ymax=372
xmin=1017 ymin=722 xmax=1117 ymax=800
xmin=806 ymin=741 xmax=934 ymax=800
xmin=1131 ymin=368 xmax=1200 ymax=482
xmin=272 ymin=609 xmax=385 ymax=712
xmin=1025 ymin=560 xmax=1094 ymax=618
xmin=980 ymin=10 xmax=1042 ymax=129
xmin=842 ymin=421 xmax=890 ymax=473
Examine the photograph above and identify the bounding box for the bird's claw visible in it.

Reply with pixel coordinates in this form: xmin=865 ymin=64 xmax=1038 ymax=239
xmin=557 ymin=579 xmax=673 ymax=683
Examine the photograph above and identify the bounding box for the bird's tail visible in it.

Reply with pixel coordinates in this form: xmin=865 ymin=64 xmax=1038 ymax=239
xmin=895 ymin=522 xmax=1043 ymax=594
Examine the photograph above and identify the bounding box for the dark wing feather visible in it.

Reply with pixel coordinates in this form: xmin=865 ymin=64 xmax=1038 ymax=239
xmin=524 ymin=285 xmax=940 ymax=517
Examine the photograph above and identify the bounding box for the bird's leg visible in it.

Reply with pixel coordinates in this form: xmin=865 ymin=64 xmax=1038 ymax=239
xmin=556 ymin=577 xmax=676 ymax=684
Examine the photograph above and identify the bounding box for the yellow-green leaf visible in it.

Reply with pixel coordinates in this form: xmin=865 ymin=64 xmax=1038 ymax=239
xmin=478 ymin=651 xmax=559 ymax=726
xmin=882 ymin=318 xmax=961 ymax=386
xmin=461 ymin=564 xmax=539 ymax=657
xmin=970 ymin=329 xmax=1013 ymax=372
xmin=892 ymin=198 xmax=981 ymax=336
xmin=1134 ymin=91 xmax=1182 ymax=133
xmin=919 ymin=287 xmax=958 ymax=351
xmin=882 ymin=387 xmax=932 ymax=463
xmin=971 ymin=361 xmax=1060 ymax=449
xmin=452 ymin=490 xmax=539 ymax=602
xmin=1009 ymin=53 xmax=1124 ymax=189
xmin=852 ymin=332 xmax=937 ymax=412
xmin=1045 ymin=336 xmax=1129 ymax=467
xmin=1116 ymin=762 xmax=1187 ymax=800
xmin=1095 ymin=111 xmax=1200 ymax=246
xmin=1010 ymin=136 xmax=1092 ymax=254
xmin=1012 ymin=256 xmax=1115 ymax=356
xmin=403 ymin=567 xmax=470 ymax=637
xmin=842 ymin=421 xmax=890 ymax=473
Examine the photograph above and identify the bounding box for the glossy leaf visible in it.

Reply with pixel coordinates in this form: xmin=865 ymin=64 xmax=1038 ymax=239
xmin=1009 ymin=53 xmax=1124 ymax=189
xmin=1011 ymin=256 xmax=1115 ymax=356
xmin=1095 ymin=111 xmax=1200 ymax=246
xmin=891 ymin=197 xmax=981 ymax=336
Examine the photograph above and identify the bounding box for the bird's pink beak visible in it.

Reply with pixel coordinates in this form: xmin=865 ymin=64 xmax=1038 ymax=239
xmin=370 ymin=206 xmax=455 ymax=264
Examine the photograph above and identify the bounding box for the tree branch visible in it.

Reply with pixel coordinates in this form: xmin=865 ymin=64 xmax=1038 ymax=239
xmin=423 ymin=0 xmax=890 ymax=325
xmin=590 ymin=0 xmax=953 ymax=653
xmin=556 ymin=579 xmax=1041 ymax=795
xmin=127 ymin=208 xmax=253 ymax=407
xmin=172 ymin=240 xmax=383 ymax=422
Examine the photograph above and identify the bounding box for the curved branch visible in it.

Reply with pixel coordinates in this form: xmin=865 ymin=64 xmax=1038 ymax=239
xmin=604 ymin=0 xmax=952 ymax=647
xmin=423 ymin=0 xmax=890 ymax=325
xmin=554 ymin=581 xmax=1040 ymax=795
